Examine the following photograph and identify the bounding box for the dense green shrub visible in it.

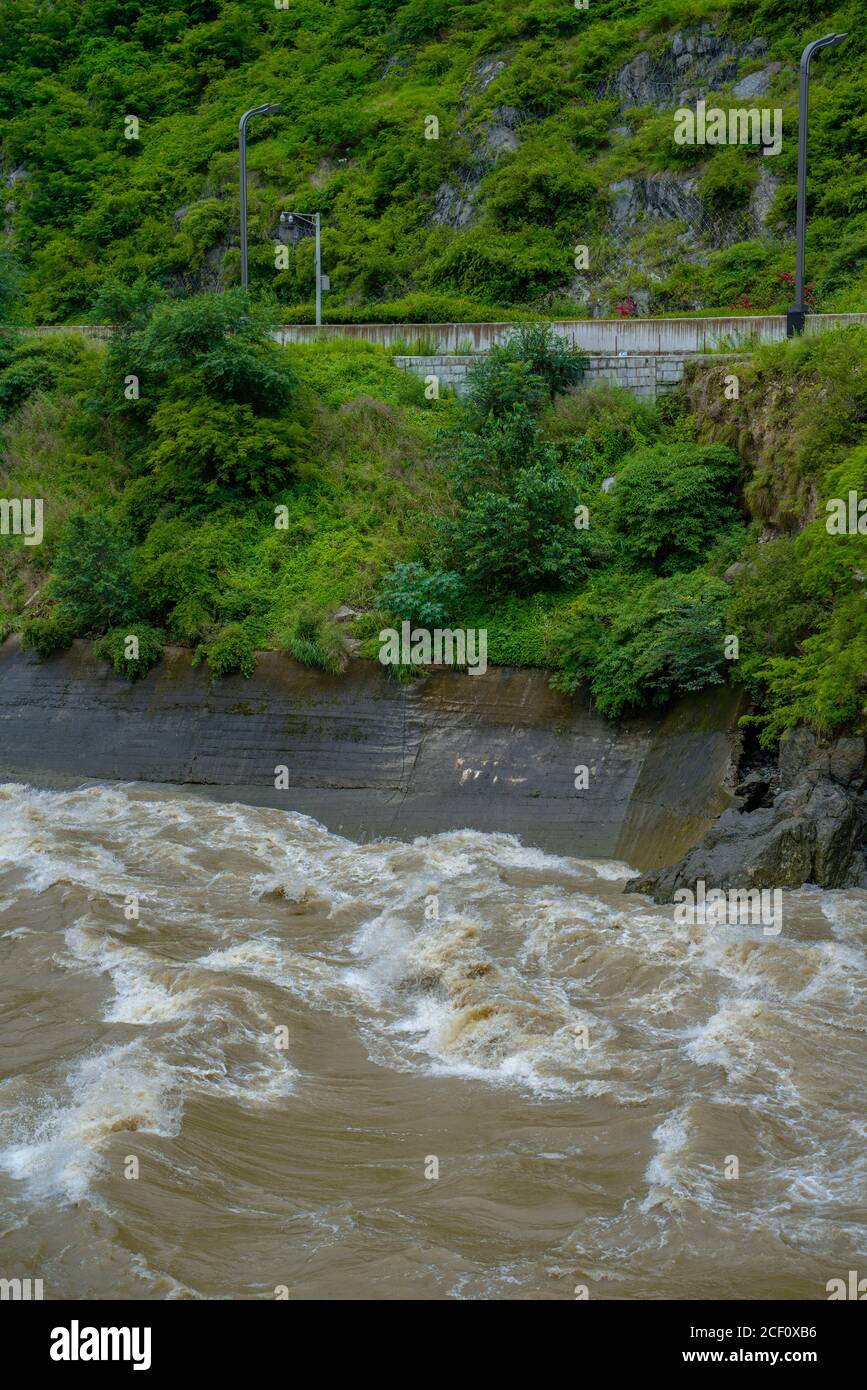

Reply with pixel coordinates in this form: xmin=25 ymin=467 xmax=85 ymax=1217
xmin=543 ymin=382 xmax=660 ymax=471
xmin=610 ymin=442 xmax=743 ymax=573
xmin=89 ymin=278 xmax=165 ymax=333
xmin=440 ymin=461 xmax=589 ymax=596
xmin=464 ymin=356 xmax=548 ymax=422
xmin=487 ymin=150 xmax=600 ymax=237
xmin=390 ymin=0 xmax=453 ymax=43
xmin=464 ymin=322 xmax=587 ymax=423
xmin=698 ymin=148 xmax=757 ymax=214
xmin=445 ymin=406 xmax=554 ymax=500
xmin=725 ymin=468 xmax=867 ymax=745
xmin=145 ymin=398 xmax=308 ymax=498
xmin=106 ymin=291 xmax=297 ymax=417
xmin=281 ymin=607 xmax=347 ymax=672
xmin=683 ymin=334 xmax=867 ymax=740
xmin=197 ymin=623 xmax=258 ymax=679
xmin=95 ymin=624 xmax=165 ymax=680
xmin=428 ymin=227 xmax=570 ymax=305
xmin=20 ymin=611 xmax=77 ymax=660
xmin=552 ymin=572 xmax=730 ymax=716
xmin=51 ymin=513 xmax=137 ymax=633
xmin=505 ymin=322 xmax=588 ymax=399
xmin=754 ymin=592 xmax=867 ymax=742
xmin=377 ymin=562 xmax=465 ymax=626
xmin=0 ymin=336 xmax=93 ymax=420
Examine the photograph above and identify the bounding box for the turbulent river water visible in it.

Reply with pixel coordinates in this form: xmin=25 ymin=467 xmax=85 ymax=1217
xmin=1 ymin=780 xmax=865 ymax=1301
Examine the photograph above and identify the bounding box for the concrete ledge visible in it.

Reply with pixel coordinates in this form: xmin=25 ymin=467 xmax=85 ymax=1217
xmin=22 ymin=314 xmax=867 ymax=355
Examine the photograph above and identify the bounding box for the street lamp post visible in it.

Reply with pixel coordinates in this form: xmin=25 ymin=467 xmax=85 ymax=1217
xmin=788 ymin=33 xmax=848 ymax=337
xmin=279 ymin=212 xmax=326 ymax=327
xmin=239 ymin=102 xmax=281 ymax=290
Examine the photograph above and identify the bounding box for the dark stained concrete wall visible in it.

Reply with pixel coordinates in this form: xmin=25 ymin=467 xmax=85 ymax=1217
xmin=0 ymin=638 xmax=743 ymax=869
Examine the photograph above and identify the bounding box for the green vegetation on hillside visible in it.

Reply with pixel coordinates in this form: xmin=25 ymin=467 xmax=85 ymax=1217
xmin=0 ymin=0 xmax=865 ymax=323
xmin=0 ymin=302 xmax=864 ymax=741
xmin=683 ymin=326 xmax=867 ymax=741
xmin=0 ymin=0 xmax=865 ymax=746
xmin=0 ymin=297 xmax=448 ymax=680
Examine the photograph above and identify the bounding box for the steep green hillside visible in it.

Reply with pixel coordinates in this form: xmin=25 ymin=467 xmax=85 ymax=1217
xmin=1 ymin=0 xmax=865 ymax=323
xmin=1 ymin=304 xmax=864 ymax=742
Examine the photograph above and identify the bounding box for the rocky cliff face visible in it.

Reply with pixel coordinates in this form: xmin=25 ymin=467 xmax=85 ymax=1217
xmin=607 ymin=25 xmax=775 ymax=110
xmin=628 ymin=728 xmax=867 ymax=900
xmin=578 ymin=22 xmax=782 ymax=315
xmin=429 ymin=22 xmax=782 ymax=265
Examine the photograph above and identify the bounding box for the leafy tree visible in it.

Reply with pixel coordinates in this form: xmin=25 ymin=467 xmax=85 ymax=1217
xmin=464 ymin=355 xmax=548 ymax=422
xmin=610 ymin=442 xmax=742 ymax=574
xmin=506 ymin=322 xmax=588 ymax=398
xmin=89 ymin=277 xmax=165 ymax=334
xmin=552 ymin=572 xmax=730 ymax=716
xmin=440 ymin=461 xmax=589 ymax=596
xmin=51 ymin=512 xmax=137 ymax=632
xmin=105 ymin=290 xmax=297 ymax=421
xmin=464 ymin=323 xmax=586 ymax=423
xmin=445 ymin=406 xmax=551 ymax=501
xmin=377 ymin=562 xmax=464 ymax=625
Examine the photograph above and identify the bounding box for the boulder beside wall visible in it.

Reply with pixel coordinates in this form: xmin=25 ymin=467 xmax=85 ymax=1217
xmin=627 ymin=728 xmax=866 ymax=901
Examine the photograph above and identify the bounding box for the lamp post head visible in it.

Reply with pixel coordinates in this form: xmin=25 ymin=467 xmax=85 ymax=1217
xmin=804 ymin=32 xmax=848 ymax=63
xmin=240 ymin=101 xmax=282 ymax=129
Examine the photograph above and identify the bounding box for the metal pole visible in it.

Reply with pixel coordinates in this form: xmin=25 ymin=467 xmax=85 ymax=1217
xmin=315 ymin=212 xmax=321 ymax=328
xmin=239 ymin=112 xmax=250 ymax=290
xmin=792 ymin=50 xmax=811 ymax=322
xmin=788 ymin=34 xmax=847 ymax=336
xmin=238 ymin=103 xmax=281 ymax=292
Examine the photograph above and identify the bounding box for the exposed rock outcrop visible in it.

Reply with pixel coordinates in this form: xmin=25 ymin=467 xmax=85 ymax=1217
xmin=749 ymin=162 xmax=780 ymax=227
xmin=591 ymin=22 xmax=782 ymax=309
xmin=431 ymin=180 xmax=477 ymax=228
xmin=431 ymin=105 xmax=522 ymax=229
xmin=609 ymin=24 xmax=770 ymax=110
xmin=627 ymin=728 xmax=867 ymax=901
xmin=3 ymin=164 xmax=29 ymax=238
xmin=609 ymin=173 xmax=704 ymax=235
xmin=467 ymin=55 xmax=509 ymax=96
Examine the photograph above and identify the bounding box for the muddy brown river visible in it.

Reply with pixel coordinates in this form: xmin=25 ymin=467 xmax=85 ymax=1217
xmin=1 ymin=781 xmax=864 ymax=1300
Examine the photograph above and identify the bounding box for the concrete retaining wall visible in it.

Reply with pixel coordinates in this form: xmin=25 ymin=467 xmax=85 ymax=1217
xmin=274 ymin=313 xmax=867 ymax=354
xmin=0 ymin=637 xmax=743 ymax=869
xmin=23 ymin=313 xmax=867 ymax=355
xmin=393 ymin=352 xmax=748 ymax=401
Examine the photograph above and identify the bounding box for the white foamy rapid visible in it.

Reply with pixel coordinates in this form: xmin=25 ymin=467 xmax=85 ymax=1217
xmin=0 ymin=781 xmax=864 ymax=1299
